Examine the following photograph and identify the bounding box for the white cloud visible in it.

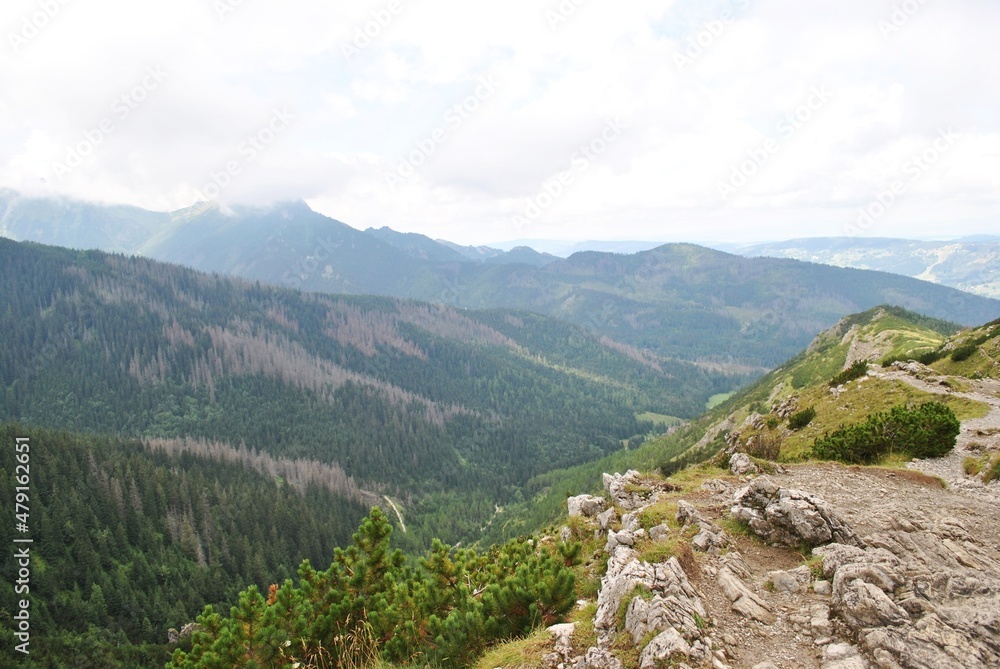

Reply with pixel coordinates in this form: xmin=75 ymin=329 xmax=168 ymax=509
xmin=1 ymin=0 xmax=998 ymax=244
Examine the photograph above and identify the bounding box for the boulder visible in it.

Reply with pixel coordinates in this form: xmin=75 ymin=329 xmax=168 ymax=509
xmin=768 ymin=565 xmax=811 ymax=593
xmin=639 ymin=628 xmax=691 ymax=669
xmin=568 ymin=494 xmax=606 ymax=518
xmin=731 ymin=478 xmax=864 ymax=549
xmin=649 ymin=524 xmax=670 ymax=542
xmin=597 ymin=507 xmax=618 ymax=531
xmin=729 ymin=452 xmax=759 ymax=476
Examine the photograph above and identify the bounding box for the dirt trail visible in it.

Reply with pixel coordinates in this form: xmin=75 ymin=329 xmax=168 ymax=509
xmin=873 ymin=367 xmax=1000 ymax=494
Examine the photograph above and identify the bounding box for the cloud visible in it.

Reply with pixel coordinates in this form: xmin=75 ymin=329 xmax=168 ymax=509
xmin=1 ymin=0 xmax=998 ymax=244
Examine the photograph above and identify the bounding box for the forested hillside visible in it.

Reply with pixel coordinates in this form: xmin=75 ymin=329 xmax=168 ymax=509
xmin=0 ymin=238 xmax=737 ymax=551
xmin=0 ymin=423 xmax=369 ymax=667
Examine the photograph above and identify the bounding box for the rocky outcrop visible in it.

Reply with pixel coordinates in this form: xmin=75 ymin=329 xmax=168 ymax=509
xmin=167 ymin=622 xmax=202 ymax=644
xmin=557 ymin=464 xmax=1000 ymax=669
xmin=715 ymin=552 xmax=775 ymax=624
xmin=602 ymin=470 xmax=655 ymax=510
xmin=731 ymin=477 xmax=864 ymax=549
xmin=677 ymin=499 xmax=730 ymax=554
xmin=814 ymin=532 xmax=1000 ymax=669
xmin=568 ymin=494 xmax=606 ymax=518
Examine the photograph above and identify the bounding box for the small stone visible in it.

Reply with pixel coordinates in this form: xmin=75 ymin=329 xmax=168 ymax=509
xmin=813 ymin=579 xmax=832 ymax=595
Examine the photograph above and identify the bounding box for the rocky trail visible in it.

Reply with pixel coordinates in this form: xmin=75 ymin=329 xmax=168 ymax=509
xmin=538 ymin=460 xmax=1000 ymax=669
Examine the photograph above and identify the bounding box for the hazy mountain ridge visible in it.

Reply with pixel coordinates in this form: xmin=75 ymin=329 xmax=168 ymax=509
xmin=3 ymin=190 xmax=999 ymax=371
xmin=737 ymin=236 xmax=1000 ymax=299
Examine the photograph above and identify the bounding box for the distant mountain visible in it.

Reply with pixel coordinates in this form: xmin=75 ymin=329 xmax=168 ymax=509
xmin=444 ymin=243 xmax=1000 ymax=367
xmin=368 ymin=227 xmax=558 ymax=266
xmin=0 ymin=237 xmax=738 ymax=548
xmin=3 ymin=191 xmax=999 ymax=369
xmin=487 ymin=238 xmax=667 ymax=256
xmin=737 ymin=237 xmax=1000 ymax=299
xmin=0 ymin=188 xmax=164 ymax=253
xmin=365 ymin=226 xmax=469 ymax=263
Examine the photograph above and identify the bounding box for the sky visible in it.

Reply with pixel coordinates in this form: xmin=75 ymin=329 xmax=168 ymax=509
xmin=1 ymin=0 xmax=998 ymax=245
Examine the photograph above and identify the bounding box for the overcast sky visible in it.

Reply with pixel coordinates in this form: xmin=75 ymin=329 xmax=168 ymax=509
xmin=2 ymin=0 xmax=998 ymax=245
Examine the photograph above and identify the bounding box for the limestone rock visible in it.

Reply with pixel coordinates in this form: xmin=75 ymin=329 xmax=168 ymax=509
xmin=568 ymin=494 xmax=606 ymax=518
xmin=649 ymin=524 xmax=670 ymax=542
xmin=731 ymin=478 xmax=864 ymax=549
xmin=716 ymin=554 xmax=776 ymax=624
xmin=573 ymin=647 xmax=624 ymax=669
xmin=677 ymin=500 xmax=703 ymax=527
xmin=639 ymin=628 xmax=691 ymax=669
xmin=768 ymin=565 xmax=811 ymax=593
xmin=603 ymin=470 xmax=654 ymax=510
xmin=597 ymin=507 xmax=618 ymax=531
xmin=730 ymin=452 xmax=759 ymax=476
xmin=822 ymin=642 xmax=866 ymax=669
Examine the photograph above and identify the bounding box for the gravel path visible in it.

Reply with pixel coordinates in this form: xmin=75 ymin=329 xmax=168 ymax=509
xmin=874 ymin=366 xmax=1000 ymax=498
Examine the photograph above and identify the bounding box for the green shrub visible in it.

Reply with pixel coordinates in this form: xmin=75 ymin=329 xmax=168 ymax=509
xmin=812 ymin=401 xmax=960 ymax=464
xmin=950 ymin=343 xmax=978 ymax=362
xmin=829 ymin=360 xmax=869 ymax=387
xmin=916 ymin=350 xmax=944 ymax=365
xmin=788 ymin=406 xmax=817 ymax=431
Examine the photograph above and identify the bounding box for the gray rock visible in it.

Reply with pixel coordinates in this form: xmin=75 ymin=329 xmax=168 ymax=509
xmin=814 ymin=579 xmax=832 ymax=595
xmin=620 ymin=513 xmax=641 ymax=533
xmin=639 ymin=628 xmax=691 ymax=669
xmin=573 ymin=647 xmax=624 ymax=669
xmin=603 ymin=470 xmax=654 ymax=510
xmin=730 ymin=452 xmax=760 ymax=476
xmin=822 ymin=642 xmax=866 ymax=668
xmin=677 ymin=500 xmax=703 ymax=526
xmin=717 ymin=561 xmax=776 ymax=624
xmin=692 ymin=526 xmax=729 ymax=553
xmin=649 ymin=524 xmax=670 ymax=542
xmin=597 ymin=507 xmax=618 ymax=531
xmin=731 ymin=478 xmax=864 ymax=549
xmin=768 ymin=565 xmax=811 ymax=593
xmin=568 ymin=494 xmax=606 ymax=518
xmin=596 ymin=553 xmax=706 ymax=648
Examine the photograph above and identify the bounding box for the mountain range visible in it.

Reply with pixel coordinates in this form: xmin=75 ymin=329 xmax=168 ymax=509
xmin=3 ymin=190 xmax=999 ymax=371
xmin=736 ymin=236 xmax=1000 ymax=299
